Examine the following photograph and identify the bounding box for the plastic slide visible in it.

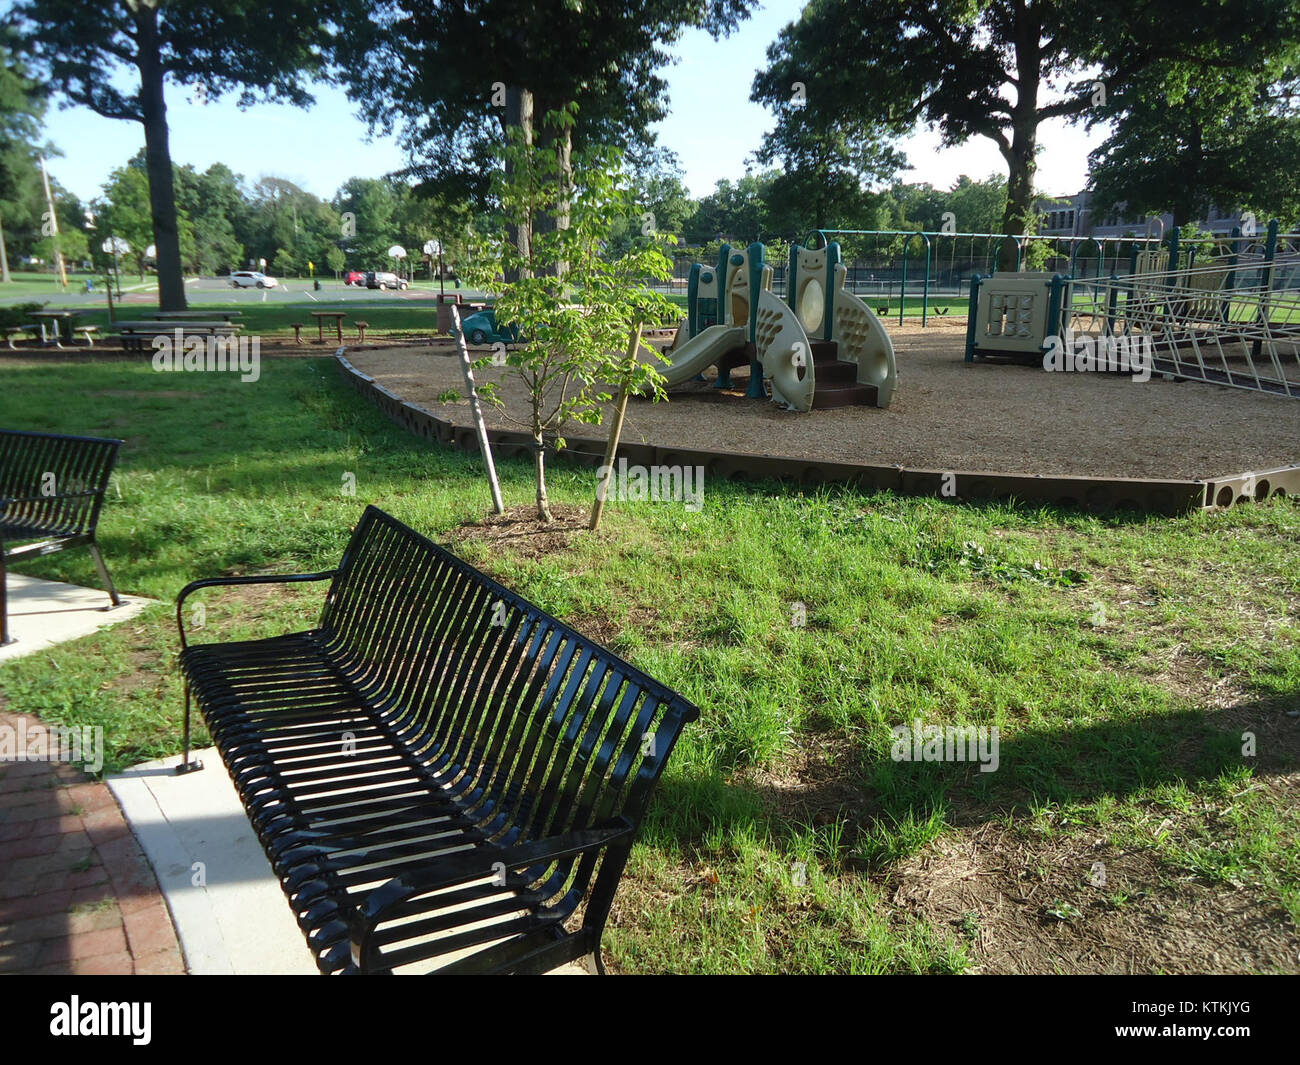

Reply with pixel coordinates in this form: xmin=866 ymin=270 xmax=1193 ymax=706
xmin=647 ymin=323 xmax=748 ymax=387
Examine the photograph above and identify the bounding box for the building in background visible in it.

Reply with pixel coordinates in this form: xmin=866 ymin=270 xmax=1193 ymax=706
xmin=1035 ymin=191 xmax=1251 ymax=239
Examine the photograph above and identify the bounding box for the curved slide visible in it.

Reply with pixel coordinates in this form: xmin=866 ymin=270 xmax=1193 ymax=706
xmin=646 ymin=323 xmax=748 ymax=387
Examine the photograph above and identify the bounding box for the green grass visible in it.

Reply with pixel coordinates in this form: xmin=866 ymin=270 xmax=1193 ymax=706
xmin=0 ymin=270 xmax=101 ymax=295
xmin=0 ymin=275 xmax=488 ymax=339
xmin=0 ymin=355 xmax=1296 ymax=973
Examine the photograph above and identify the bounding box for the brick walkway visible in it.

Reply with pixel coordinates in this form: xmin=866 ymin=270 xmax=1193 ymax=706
xmin=0 ymin=710 xmax=185 ymax=974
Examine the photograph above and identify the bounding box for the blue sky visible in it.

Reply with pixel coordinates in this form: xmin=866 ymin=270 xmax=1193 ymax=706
xmin=34 ymin=0 xmax=1106 ymax=206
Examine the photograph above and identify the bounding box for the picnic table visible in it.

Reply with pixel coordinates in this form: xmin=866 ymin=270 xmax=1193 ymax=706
xmin=30 ymin=310 xmax=78 ymax=347
xmin=144 ymin=310 xmax=244 ymax=323
xmin=311 ymin=310 xmax=347 ymax=342
xmin=109 ymin=319 xmax=243 ymax=353
xmin=111 ymin=320 xmax=243 ymax=333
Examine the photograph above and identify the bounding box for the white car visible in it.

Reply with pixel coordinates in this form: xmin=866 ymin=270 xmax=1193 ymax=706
xmin=230 ymin=271 xmax=279 ymax=289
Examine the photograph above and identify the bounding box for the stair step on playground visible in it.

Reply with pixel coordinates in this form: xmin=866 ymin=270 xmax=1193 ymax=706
xmin=811 ymin=381 xmax=879 ymax=409
xmin=814 ymin=359 xmax=858 ymax=384
xmin=810 ymin=339 xmax=839 ymax=362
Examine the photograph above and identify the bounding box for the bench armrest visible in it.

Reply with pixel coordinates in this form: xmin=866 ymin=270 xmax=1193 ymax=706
xmin=350 ymin=819 xmax=635 ymax=971
xmin=176 ymin=570 xmax=337 ymax=648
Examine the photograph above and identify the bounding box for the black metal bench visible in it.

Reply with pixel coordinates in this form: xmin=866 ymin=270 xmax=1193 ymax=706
xmin=0 ymin=429 xmax=124 ymax=645
xmin=175 ymin=505 xmax=699 ymax=975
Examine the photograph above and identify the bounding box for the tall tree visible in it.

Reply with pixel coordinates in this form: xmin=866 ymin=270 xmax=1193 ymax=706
xmin=753 ymin=47 xmax=905 ymax=237
xmin=1087 ymin=62 xmax=1300 ymax=227
xmin=13 ymin=0 xmax=354 ymax=308
xmin=333 ymin=178 xmax=399 ymax=268
xmin=340 ymin=1 xmax=756 ymax=207
xmin=754 ymin=0 xmax=1300 ymax=268
xmin=175 ymin=163 xmax=247 ymax=275
xmin=96 ymin=164 xmax=160 ymax=278
xmin=0 ymin=29 xmax=47 ymax=283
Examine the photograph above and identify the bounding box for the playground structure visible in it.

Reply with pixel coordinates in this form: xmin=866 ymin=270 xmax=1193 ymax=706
xmin=652 ymin=241 xmax=897 ymax=411
xmin=796 ymin=228 xmax=1171 ymax=327
xmin=336 ymin=222 xmax=1298 ymax=516
xmin=965 ymin=220 xmax=1300 ymax=400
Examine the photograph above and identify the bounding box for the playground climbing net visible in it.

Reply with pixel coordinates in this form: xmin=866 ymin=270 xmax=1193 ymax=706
xmin=1069 ymin=258 xmax=1300 ymax=399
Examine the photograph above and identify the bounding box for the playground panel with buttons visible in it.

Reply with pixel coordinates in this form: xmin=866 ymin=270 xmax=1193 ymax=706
xmin=970 ymin=272 xmax=1069 ymax=357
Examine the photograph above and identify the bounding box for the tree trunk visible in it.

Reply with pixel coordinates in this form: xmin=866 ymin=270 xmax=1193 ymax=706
xmin=998 ymin=7 xmax=1042 ymax=272
xmin=504 ymin=86 xmax=534 ymax=283
xmin=135 ymin=6 xmax=187 ymax=310
xmin=0 ymin=215 xmax=10 ymax=283
xmin=534 ymin=435 xmax=552 ymax=522
xmin=999 ymin=134 xmax=1037 ymax=271
xmin=534 ymin=118 xmax=572 ymax=278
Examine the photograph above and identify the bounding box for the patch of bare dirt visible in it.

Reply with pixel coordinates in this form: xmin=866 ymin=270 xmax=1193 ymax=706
xmin=885 ymin=817 xmax=1300 ymax=974
xmin=444 ymin=503 xmax=593 ymax=560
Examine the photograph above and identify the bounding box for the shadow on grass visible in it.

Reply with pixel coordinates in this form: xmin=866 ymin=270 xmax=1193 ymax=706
xmin=647 ymin=698 xmax=1300 ymax=866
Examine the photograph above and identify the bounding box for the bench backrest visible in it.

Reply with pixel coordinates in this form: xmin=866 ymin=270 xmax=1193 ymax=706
xmin=0 ymin=429 xmax=122 ymax=538
xmin=316 ymin=506 xmax=699 ymax=847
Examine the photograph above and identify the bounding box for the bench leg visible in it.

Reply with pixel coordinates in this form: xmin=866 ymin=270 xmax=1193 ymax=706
xmin=174 ymin=685 xmax=204 ymax=775
xmin=578 ymin=951 xmax=605 ymax=976
xmin=86 ymin=542 xmax=123 ymax=609
xmin=0 ymin=553 xmax=10 ymax=646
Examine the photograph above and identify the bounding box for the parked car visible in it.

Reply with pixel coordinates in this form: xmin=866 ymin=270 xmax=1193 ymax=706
xmin=458 ymin=307 xmax=519 ymax=346
xmin=365 ymin=271 xmax=409 ymax=291
xmin=230 ymin=270 xmax=278 ymax=289
xmin=344 ymin=270 xmax=365 ymax=286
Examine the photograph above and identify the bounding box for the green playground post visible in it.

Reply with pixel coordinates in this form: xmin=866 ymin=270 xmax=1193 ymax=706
xmin=964 ymin=273 xmax=982 ymax=361
xmin=745 ymin=241 xmax=766 ymax=398
xmin=823 ymin=241 xmax=841 ymax=341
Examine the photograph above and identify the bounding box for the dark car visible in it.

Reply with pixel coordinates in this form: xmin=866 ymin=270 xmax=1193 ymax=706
xmin=365 ymin=271 xmax=409 ymax=290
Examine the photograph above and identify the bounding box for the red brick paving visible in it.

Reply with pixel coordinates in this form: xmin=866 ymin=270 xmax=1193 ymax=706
xmin=0 ymin=709 xmax=186 ymax=974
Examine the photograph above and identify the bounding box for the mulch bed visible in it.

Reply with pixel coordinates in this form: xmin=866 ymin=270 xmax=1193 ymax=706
xmin=345 ymin=321 xmax=1300 ymax=480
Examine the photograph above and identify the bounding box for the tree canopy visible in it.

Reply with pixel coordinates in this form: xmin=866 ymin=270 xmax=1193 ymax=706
xmin=339 ymin=0 xmax=757 ymax=205
xmin=13 ymin=0 xmax=358 ymax=306
xmin=752 ymin=0 xmax=1300 ymax=265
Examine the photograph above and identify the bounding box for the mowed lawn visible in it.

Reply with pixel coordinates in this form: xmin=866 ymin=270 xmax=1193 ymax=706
xmin=0 ymin=354 xmax=1296 ymax=973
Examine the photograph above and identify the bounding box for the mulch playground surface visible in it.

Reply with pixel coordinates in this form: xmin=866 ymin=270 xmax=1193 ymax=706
xmin=344 ymin=319 xmax=1300 ymax=482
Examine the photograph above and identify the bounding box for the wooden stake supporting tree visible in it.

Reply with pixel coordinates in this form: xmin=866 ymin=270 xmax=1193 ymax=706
xmin=450 ymin=304 xmax=505 ymax=516
xmin=590 ymin=325 xmax=643 ymax=532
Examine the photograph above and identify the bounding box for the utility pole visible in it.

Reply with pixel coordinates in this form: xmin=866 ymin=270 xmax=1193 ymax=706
xmin=39 ymin=156 xmax=68 ymax=290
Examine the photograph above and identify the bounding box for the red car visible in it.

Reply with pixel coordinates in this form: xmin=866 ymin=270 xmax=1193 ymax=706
xmin=344 ymin=270 xmax=365 ymax=286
